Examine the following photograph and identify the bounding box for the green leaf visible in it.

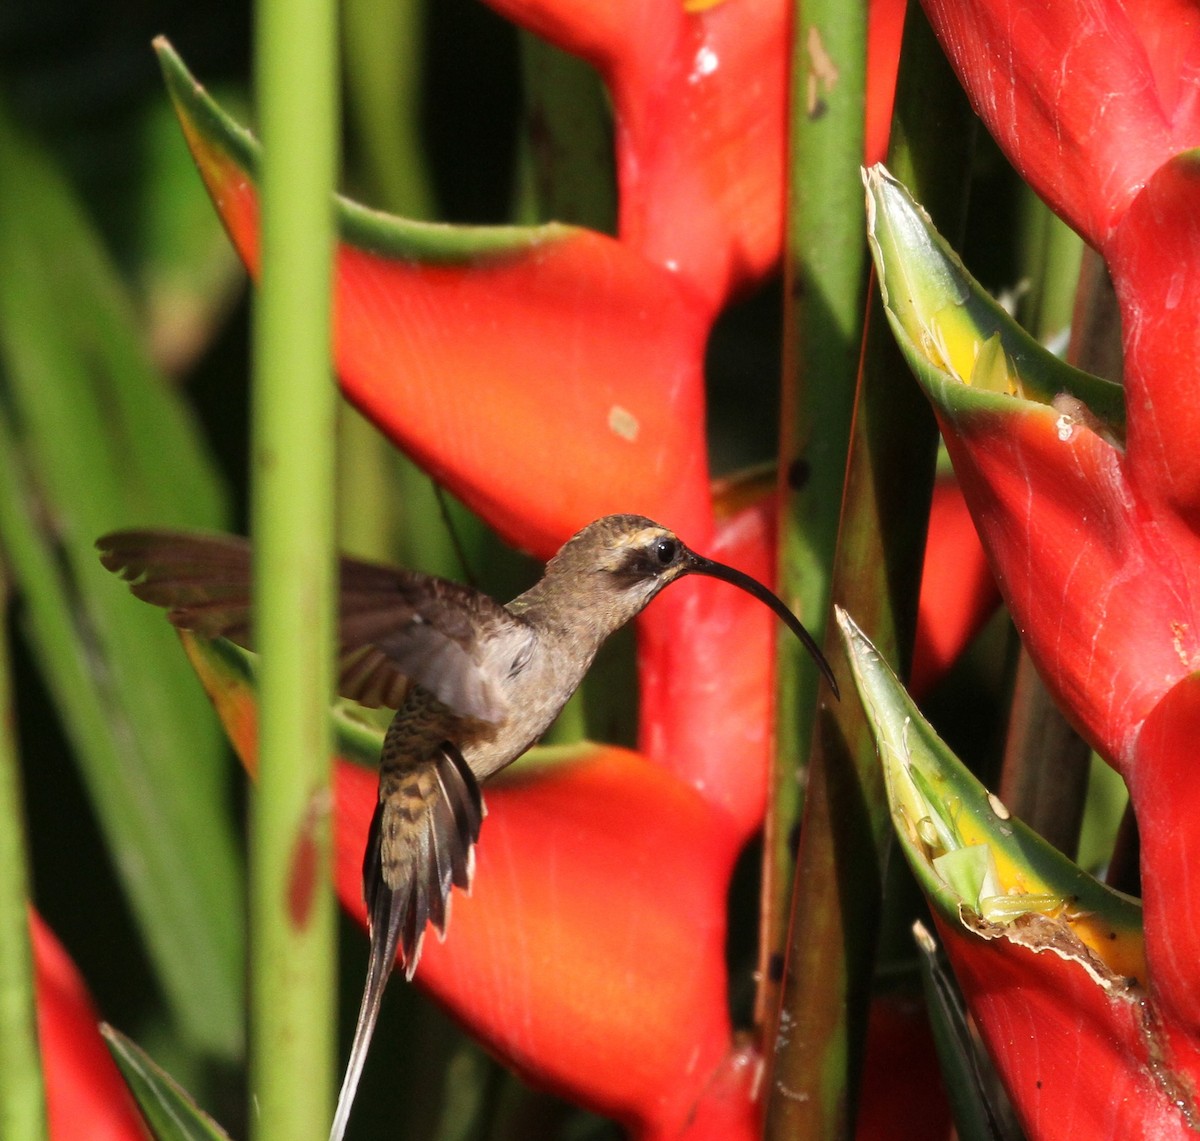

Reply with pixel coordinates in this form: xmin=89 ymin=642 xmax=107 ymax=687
xmin=102 ymin=1025 xmax=233 ymax=1141
xmin=132 ymin=91 xmax=247 ymax=374
xmin=912 ymin=921 xmax=1017 ymax=1141
xmin=0 ymin=103 xmax=242 ymax=1056
xmin=156 ymin=37 xmax=576 ymax=265
xmin=864 ymin=164 xmax=1126 ymax=443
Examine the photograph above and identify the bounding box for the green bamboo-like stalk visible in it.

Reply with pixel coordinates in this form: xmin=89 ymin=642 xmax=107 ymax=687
xmin=248 ymin=0 xmax=340 ymax=1136
xmin=764 ymin=8 xmax=976 ymax=1135
xmin=0 ymin=577 xmax=48 ymax=1141
xmin=762 ymin=0 xmax=868 ymax=1034
xmin=997 ymin=193 xmax=1089 ymax=854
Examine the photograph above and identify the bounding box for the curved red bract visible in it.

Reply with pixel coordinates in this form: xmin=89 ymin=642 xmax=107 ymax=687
xmin=921 ymin=0 xmax=1200 ymax=250
xmin=935 ymin=913 xmax=1192 ymax=1140
xmin=32 ymin=912 xmax=148 ymax=1141
xmin=902 ymin=0 xmax=1200 ymax=1130
xmin=335 ymin=755 xmax=741 ymax=1137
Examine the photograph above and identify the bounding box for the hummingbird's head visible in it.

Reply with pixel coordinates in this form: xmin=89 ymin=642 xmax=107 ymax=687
xmin=544 ymin=515 xmax=838 ymax=696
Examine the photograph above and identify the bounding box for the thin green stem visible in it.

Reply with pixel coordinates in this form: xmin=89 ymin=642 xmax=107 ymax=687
xmin=0 ymin=575 xmax=49 ymax=1141
xmin=342 ymin=0 xmax=435 ymax=220
xmin=248 ymin=0 xmax=340 ymax=1137
xmin=764 ymin=8 xmax=975 ymax=1135
xmin=762 ymin=0 xmax=868 ymax=1034
xmin=998 ymin=200 xmax=1094 ymax=854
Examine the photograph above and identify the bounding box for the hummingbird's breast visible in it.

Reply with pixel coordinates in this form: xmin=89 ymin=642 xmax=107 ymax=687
xmin=458 ymin=622 xmax=600 ymax=781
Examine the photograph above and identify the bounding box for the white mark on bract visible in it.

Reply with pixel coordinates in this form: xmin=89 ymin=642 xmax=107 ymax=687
xmin=608 ymin=405 xmax=640 ymax=441
xmin=690 ymin=44 xmax=719 ymax=83
xmin=1055 ymin=413 xmax=1076 ymax=441
xmin=1166 ymin=271 xmax=1184 ymax=311
xmin=1171 ymin=621 xmax=1198 ymax=670
xmin=988 ymin=792 xmax=1011 ymax=820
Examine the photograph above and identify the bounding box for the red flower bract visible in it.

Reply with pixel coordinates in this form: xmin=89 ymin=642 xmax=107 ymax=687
xmin=32 ymin=912 xmax=147 ymax=1141
xmin=921 ymin=0 xmax=1200 ymax=250
xmin=335 ymin=755 xmax=742 ymax=1137
xmin=485 ymin=0 xmax=905 ymax=310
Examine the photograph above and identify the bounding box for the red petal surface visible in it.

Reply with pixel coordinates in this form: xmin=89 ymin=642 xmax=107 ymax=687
xmin=1107 ymin=152 xmax=1200 ymax=534
xmin=487 ymin=0 xmax=906 ymax=310
xmin=487 ymin=0 xmax=786 ymax=310
xmin=334 ymin=232 xmax=713 ymax=557
xmin=920 ymin=0 xmax=1200 ymax=247
xmin=32 ymin=912 xmax=148 ymax=1141
xmin=910 ymin=472 xmax=1000 ymax=698
xmin=855 ymin=994 xmax=949 ymax=1141
xmin=334 ymin=754 xmax=746 ymax=1138
xmin=935 ymin=914 xmax=1193 ymax=1139
xmin=637 ymin=499 xmax=778 ymax=840
xmin=937 ymin=398 xmax=1200 ymax=769
xmin=865 ymin=0 xmax=907 ymax=166
xmin=1130 ymin=673 xmax=1200 ymax=1080
xmin=166 ymin=61 xmax=713 ymax=560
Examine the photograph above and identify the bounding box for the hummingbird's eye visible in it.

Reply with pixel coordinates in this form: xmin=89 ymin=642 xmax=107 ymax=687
xmin=653 ymin=538 xmax=679 ymax=566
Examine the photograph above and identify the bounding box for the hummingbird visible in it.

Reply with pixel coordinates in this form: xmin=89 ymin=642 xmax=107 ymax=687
xmin=97 ymin=514 xmax=836 ymax=1141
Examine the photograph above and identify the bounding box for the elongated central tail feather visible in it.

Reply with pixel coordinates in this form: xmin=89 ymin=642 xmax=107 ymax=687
xmin=329 ymin=741 xmax=483 ymax=1141
xmin=329 ymin=804 xmax=402 ymax=1141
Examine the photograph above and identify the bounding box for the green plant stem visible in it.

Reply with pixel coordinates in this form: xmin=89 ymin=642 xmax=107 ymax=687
xmin=763 ymin=8 xmax=975 ymax=1136
xmin=763 ymin=0 xmax=868 ymax=1035
xmin=0 ymin=576 xmax=49 ymax=1141
xmin=342 ymin=0 xmax=434 ymax=220
xmin=997 ymin=194 xmax=1089 ymax=853
xmin=248 ymin=0 xmax=340 ymax=1137
xmin=514 ymin=33 xmax=616 ymax=233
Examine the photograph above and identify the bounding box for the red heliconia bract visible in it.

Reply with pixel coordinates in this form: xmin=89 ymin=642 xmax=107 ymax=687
xmin=909 ymin=473 xmax=999 ymax=699
xmin=874 ymin=0 xmax=1200 ymax=1129
xmin=484 ymin=0 xmax=905 ymax=312
xmin=920 ymin=0 xmax=1200 ymax=251
xmin=934 ymin=912 xmax=1192 ymax=1140
xmin=31 ymin=911 xmax=148 ymax=1141
xmin=335 ymin=756 xmax=742 ymax=1138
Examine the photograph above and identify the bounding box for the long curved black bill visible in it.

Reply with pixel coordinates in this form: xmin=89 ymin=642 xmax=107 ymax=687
xmin=687 ymin=555 xmax=839 ymax=699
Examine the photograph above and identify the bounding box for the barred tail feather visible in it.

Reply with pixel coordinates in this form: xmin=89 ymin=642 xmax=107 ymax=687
xmin=329 ymin=745 xmax=483 ymax=1141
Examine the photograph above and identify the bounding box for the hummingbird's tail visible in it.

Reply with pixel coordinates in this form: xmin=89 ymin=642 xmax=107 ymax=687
xmin=329 ymin=742 xmax=484 ymax=1141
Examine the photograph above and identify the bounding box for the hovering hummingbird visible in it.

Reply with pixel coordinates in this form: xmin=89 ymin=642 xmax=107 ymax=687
xmin=98 ymin=514 xmax=836 ymax=1141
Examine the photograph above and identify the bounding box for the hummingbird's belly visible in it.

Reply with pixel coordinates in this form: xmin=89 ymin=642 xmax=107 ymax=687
xmin=460 ymin=642 xmax=592 ymax=781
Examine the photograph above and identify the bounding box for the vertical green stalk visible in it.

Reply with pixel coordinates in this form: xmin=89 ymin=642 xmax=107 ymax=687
xmin=0 ymin=580 xmax=48 ymax=1141
xmin=342 ymin=0 xmax=435 ymax=220
xmin=249 ymin=1 xmax=340 ymax=1137
xmin=764 ymin=8 xmax=975 ymax=1136
xmin=762 ymin=0 xmax=867 ymax=1034
xmin=514 ymin=33 xmax=616 ymax=233
xmin=997 ymin=208 xmax=1095 ymax=857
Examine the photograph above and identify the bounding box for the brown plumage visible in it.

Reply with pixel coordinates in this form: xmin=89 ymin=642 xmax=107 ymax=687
xmin=97 ymin=514 xmax=836 ymax=1141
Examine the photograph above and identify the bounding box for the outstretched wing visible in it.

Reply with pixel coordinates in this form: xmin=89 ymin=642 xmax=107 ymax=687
xmin=97 ymin=528 xmax=530 ymax=723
